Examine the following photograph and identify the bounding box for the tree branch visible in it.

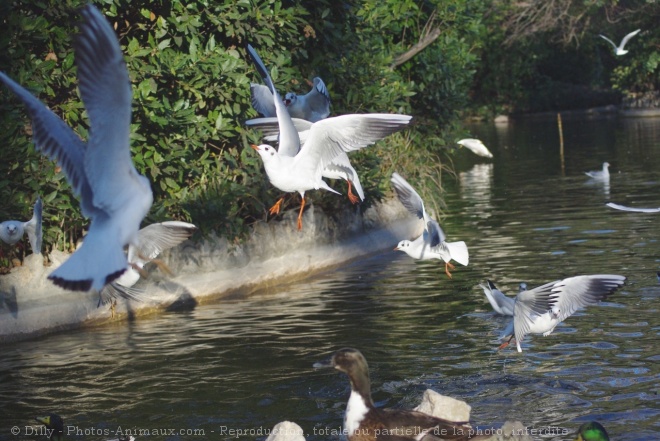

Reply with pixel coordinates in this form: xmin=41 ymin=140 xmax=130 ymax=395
xmin=391 ymin=26 xmax=442 ymax=68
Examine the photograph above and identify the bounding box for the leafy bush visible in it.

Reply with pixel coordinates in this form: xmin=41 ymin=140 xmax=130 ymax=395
xmin=0 ymin=0 xmax=484 ymax=264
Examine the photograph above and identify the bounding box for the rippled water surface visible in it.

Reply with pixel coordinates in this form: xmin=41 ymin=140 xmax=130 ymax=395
xmin=1 ymin=117 xmax=660 ymax=440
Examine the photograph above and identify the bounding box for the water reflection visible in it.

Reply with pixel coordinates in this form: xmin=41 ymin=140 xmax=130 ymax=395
xmin=1 ymin=117 xmax=660 ymax=440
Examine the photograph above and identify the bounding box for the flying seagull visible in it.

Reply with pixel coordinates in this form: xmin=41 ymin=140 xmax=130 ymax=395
xmin=245 ymin=116 xmax=365 ymax=203
xmin=391 ymin=172 xmax=469 ymax=278
xmin=499 ymin=274 xmax=626 ymax=352
xmin=98 ymin=221 xmax=197 ymax=307
xmin=247 ymin=44 xmax=411 ymax=230
xmin=251 ymin=77 xmax=330 ymax=123
xmin=0 ymin=5 xmax=153 ymax=291
xmin=457 ymin=139 xmax=493 ymax=158
xmin=599 ymin=29 xmax=641 ymax=56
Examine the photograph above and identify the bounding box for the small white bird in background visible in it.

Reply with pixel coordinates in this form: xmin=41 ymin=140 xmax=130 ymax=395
xmin=479 ymin=280 xmax=515 ymax=316
xmin=498 ymin=274 xmax=626 ymax=352
xmin=457 ymin=138 xmax=493 ymax=158
xmin=0 ymin=196 xmax=43 ymax=254
xmin=99 ymin=221 xmax=197 ymax=307
xmin=606 ymin=202 xmax=660 ymax=213
xmin=247 ymin=44 xmax=411 ymax=230
xmin=244 ymin=116 xmax=365 ymax=203
xmin=391 ymin=172 xmax=469 ymax=278
xmin=251 ymin=77 xmax=330 ymax=122
xmin=599 ymin=29 xmax=641 ymax=56
xmin=584 ymin=162 xmax=610 ymax=180
xmin=0 ymin=5 xmax=153 ymax=291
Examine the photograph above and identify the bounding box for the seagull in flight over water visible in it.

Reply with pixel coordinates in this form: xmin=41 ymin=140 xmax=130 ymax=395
xmin=0 ymin=5 xmax=153 ymax=291
xmin=498 ymin=274 xmax=626 ymax=352
xmin=391 ymin=172 xmax=469 ymax=278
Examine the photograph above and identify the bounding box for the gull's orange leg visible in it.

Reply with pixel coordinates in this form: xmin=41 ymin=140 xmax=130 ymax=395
xmin=297 ymin=196 xmax=306 ymax=231
xmin=444 ymin=261 xmax=456 ymax=279
xmin=346 ymin=180 xmax=360 ymax=204
xmin=269 ymin=197 xmax=285 ymax=216
xmin=498 ymin=335 xmax=515 ymax=350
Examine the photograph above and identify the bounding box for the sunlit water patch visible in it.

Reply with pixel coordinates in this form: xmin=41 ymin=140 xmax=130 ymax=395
xmin=1 ymin=117 xmax=660 ymax=440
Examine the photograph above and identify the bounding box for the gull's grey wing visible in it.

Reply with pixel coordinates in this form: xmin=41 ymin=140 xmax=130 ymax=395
xmin=129 ymin=221 xmax=197 ymax=264
xmin=294 ymin=114 xmax=412 ymax=184
xmin=250 ymin=83 xmax=276 ymax=117
xmin=481 ymin=280 xmax=515 ymax=316
xmin=98 ymin=282 xmax=148 ymax=306
xmin=245 ymin=117 xmax=312 ymax=146
xmin=598 ymin=34 xmax=618 ymax=50
xmin=23 ymin=196 xmax=43 ymax=254
xmin=547 ymin=275 xmax=626 ymax=323
xmin=390 ymin=172 xmax=426 ymax=221
xmin=0 ymin=73 xmax=94 ymax=217
xmin=246 ymin=44 xmax=300 ymax=157
xmin=606 ymin=202 xmax=660 ymax=213
xmin=303 ymin=77 xmax=331 ymax=120
xmin=513 ymin=279 xmax=560 ymax=344
xmin=620 ymin=29 xmax=641 ymax=48
xmin=76 ymin=5 xmax=142 ymax=215
xmin=425 ymin=219 xmax=445 ymax=248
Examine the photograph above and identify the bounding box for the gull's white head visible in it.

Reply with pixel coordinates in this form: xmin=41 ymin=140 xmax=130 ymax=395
xmin=6 ymin=224 xmax=18 ymax=236
xmin=251 ymin=144 xmax=278 ymax=162
xmin=284 ymin=92 xmax=297 ymax=107
xmin=394 ymin=240 xmax=413 ymax=253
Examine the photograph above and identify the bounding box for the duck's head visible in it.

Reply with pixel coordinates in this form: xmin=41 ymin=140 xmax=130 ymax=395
xmin=574 ymin=422 xmax=610 ymax=441
xmin=315 ymin=348 xmax=373 ymax=404
xmin=35 ymin=413 xmax=64 ymax=440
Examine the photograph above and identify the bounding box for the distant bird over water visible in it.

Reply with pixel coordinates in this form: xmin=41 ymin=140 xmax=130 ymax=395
xmin=457 ymin=139 xmax=493 ymax=158
xmin=599 ymin=29 xmax=641 ymax=56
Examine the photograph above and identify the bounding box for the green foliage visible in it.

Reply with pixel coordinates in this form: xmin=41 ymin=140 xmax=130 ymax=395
xmin=0 ymin=0 xmax=483 ymax=262
xmin=470 ymin=0 xmax=659 ymax=115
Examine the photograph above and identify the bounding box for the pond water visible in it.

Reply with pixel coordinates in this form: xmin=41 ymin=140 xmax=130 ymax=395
xmin=1 ymin=116 xmax=659 ymax=441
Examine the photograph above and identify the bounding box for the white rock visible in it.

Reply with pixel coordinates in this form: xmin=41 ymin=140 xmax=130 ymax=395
xmin=414 ymin=389 xmax=471 ymax=422
xmin=266 ymin=421 xmax=305 ymax=441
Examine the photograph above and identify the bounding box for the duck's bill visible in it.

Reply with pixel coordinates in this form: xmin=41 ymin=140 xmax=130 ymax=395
xmin=35 ymin=415 xmax=51 ymax=425
xmin=312 ymin=357 xmax=333 ymax=369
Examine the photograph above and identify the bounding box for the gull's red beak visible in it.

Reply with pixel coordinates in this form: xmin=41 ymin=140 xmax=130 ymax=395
xmin=250 ymin=144 xmax=259 ymax=151
xmin=284 ymin=99 xmax=291 ymax=106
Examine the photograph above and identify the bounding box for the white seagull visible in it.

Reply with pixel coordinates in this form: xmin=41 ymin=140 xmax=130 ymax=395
xmin=0 ymin=196 xmax=43 ymax=254
xmin=498 ymin=274 xmax=626 ymax=352
xmin=457 ymin=138 xmax=493 ymax=158
xmin=584 ymin=162 xmax=610 ymax=180
xmin=479 ymin=280 xmax=515 ymax=316
xmin=251 ymin=77 xmax=330 ymax=122
xmin=606 ymin=202 xmax=660 ymax=213
xmin=0 ymin=5 xmax=152 ymax=291
xmin=599 ymin=29 xmax=641 ymax=56
xmin=247 ymin=45 xmax=411 ymax=230
xmin=98 ymin=221 xmax=197 ymax=306
xmin=245 ymin=116 xmax=365 ymax=203
xmin=391 ymin=172 xmax=469 ymax=278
